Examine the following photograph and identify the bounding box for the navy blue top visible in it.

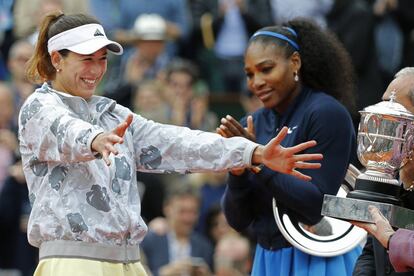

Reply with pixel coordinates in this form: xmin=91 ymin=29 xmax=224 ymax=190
xmin=222 ymin=87 xmax=356 ymax=251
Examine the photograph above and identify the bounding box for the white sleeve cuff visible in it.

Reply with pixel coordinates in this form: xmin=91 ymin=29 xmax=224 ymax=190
xmin=243 ymin=142 xmax=260 ymax=167
xmin=87 ymin=128 xmax=105 ymax=158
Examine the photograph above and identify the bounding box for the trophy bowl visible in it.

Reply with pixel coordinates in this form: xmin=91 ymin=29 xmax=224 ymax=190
xmin=348 ymin=94 xmax=414 ymax=204
xmin=357 ymin=97 xmax=414 ymax=182
xmin=322 ymin=93 xmax=414 ymax=230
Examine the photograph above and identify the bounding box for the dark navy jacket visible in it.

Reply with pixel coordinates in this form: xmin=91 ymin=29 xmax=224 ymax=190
xmin=141 ymin=230 xmax=214 ymax=276
xmin=222 ymin=87 xmax=356 ymax=250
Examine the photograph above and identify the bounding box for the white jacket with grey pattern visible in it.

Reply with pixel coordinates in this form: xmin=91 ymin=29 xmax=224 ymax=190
xmin=18 ymin=83 xmax=258 ymax=248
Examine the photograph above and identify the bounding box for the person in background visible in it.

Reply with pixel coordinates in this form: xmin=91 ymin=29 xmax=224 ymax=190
xmin=214 ymin=234 xmax=252 ymax=276
xmin=103 ymin=14 xmax=170 ymax=109
xmin=6 ymin=39 xmax=36 ymax=130
xmin=141 ymin=184 xmax=213 ymax=276
xmin=353 ymin=67 xmax=414 ymax=276
xmin=13 ymin=0 xmax=88 ymax=44
xmin=132 ymin=80 xmax=170 ymax=124
xmin=20 ymin=11 xmax=323 ymax=276
xmin=163 ymin=58 xmax=217 ymax=131
xmin=0 ymin=83 xmax=18 ymax=192
xmin=217 ymin=18 xmax=360 ymax=275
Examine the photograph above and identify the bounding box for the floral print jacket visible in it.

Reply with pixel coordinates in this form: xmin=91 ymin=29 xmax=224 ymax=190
xmin=18 ymin=83 xmax=258 ymax=248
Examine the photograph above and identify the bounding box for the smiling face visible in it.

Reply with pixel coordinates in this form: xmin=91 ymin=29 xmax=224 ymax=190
xmin=244 ymin=42 xmax=301 ymax=112
xmin=51 ymin=48 xmax=108 ymax=99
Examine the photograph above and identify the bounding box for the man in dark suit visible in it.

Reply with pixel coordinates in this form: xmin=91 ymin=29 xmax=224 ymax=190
xmin=352 ymin=67 xmax=414 ymax=276
xmin=141 ymin=183 xmax=213 ymax=276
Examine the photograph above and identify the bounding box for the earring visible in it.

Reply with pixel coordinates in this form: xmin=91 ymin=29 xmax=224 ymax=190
xmin=294 ymin=71 xmax=299 ymax=82
xmin=56 ymin=68 xmax=61 ymax=73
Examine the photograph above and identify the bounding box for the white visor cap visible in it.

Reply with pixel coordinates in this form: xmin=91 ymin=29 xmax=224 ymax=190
xmin=47 ymin=23 xmax=123 ymax=55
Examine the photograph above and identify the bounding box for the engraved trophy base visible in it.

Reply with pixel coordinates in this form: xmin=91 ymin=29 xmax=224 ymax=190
xmin=322 ymin=195 xmax=414 ymax=230
xmin=321 ymin=174 xmax=414 ymax=230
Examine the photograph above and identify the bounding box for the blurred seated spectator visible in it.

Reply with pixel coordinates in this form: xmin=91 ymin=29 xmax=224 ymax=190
xmin=13 ymin=0 xmax=88 ymax=43
xmin=183 ymin=0 xmax=263 ymax=93
xmin=214 ymin=234 xmax=252 ymax=276
xmin=270 ymin=0 xmax=333 ymax=27
xmin=163 ymin=58 xmax=217 ymax=131
xmin=103 ymin=14 xmax=170 ymax=109
xmin=113 ymin=0 xmax=190 ymax=57
xmin=193 ymin=172 xmax=228 ymax=235
xmin=0 ymin=83 xmax=18 ymax=192
xmin=204 ymin=204 xmax=234 ymax=247
xmin=141 ymin=183 xmax=213 ymax=276
xmin=0 ymin=0 xmax=15 ymax=80
xmin=0 ymin=161 xmax=38 ymax=276
xmin=133 ymin=80 xmax=170 ymax=124
xmin=6 ymin=39 xmax=35 ymax=129
xmin=327 ymin=0 xmax=384 ymax=124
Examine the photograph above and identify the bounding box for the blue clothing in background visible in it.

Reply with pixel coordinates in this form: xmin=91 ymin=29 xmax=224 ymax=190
xmin=119 ymin=0 xmax=190 ymax=38
xmin=222 ymin=87 xmax=359 ymax=275
xmin=141 ymin=230 xmax=213 ymax=276
xmin=195 ymin=183 xmax=226 ymax=235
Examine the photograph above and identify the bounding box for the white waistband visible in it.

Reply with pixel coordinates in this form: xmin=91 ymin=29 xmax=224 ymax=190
xmin=39 ymin=240 xmax=140 ymax=263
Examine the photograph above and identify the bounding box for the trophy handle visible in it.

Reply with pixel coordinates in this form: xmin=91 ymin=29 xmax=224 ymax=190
xmin=400 ymin=125 xmax=414 ymax=169
xmin=361 ymin=114 xmax=381 ymax=152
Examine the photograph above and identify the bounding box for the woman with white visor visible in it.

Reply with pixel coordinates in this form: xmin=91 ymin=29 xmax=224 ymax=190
xmin=20 ymin=11 xmax=323 ymax=276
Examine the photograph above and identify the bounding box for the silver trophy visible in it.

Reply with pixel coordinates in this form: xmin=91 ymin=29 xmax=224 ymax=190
xmin=322 ymin=92 xmax=414 ymax=230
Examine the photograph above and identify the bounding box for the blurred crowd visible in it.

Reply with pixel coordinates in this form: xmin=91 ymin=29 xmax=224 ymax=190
xmin=0 ymin=0 xmax=413 ymax=275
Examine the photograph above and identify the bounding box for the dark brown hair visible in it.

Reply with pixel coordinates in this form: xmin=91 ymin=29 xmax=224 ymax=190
xmin=248 ymin=18 xmax=356 ymax=114
xmin=26 ymin=12 xmax=100 ymax=83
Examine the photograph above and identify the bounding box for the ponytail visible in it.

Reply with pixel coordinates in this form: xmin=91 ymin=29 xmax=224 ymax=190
xmin=26 ymin=11 xmax=64 ymax=84
xmin=287 ymin=19 xmax=356 ymax=114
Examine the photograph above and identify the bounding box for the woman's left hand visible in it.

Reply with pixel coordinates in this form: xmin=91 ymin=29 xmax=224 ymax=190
xmin=254 ymin=127 xmax=323 ymax=181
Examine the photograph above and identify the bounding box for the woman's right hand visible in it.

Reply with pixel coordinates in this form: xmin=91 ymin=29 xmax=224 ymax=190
xmin=91 ymin=114 xmax=133 ymax=166
xmin=216 ymin=115 xmax=255 ymax=175
xmin=216 ymin=114 xmax=256 ymax=142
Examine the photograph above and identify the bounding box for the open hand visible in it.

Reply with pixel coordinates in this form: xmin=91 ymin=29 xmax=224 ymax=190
xmin=256 ymin=127 xmax=323 ymax=181
xmin=91 ymin=114 xmax=133 ymax=166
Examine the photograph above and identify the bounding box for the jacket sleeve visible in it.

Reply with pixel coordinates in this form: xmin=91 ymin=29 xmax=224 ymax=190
xmin=254 ymin=103 xmax=356 ymax=224
xmin=389 ymin=229 xmax=414 ymax=272
xmin=352 ymin=236 xmax=376 ymax=276
xmin=221 ymin=172 xmax=256 ymax=231
xmin=128 ymin=113 xmax=259 ymax=173
xmin=19 ymin=96 xmax=104 ymax=163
